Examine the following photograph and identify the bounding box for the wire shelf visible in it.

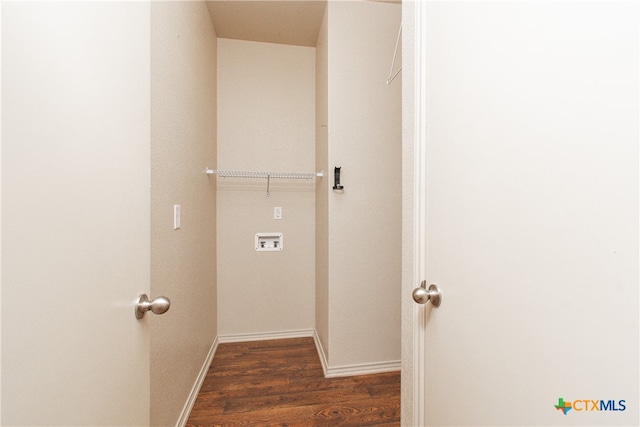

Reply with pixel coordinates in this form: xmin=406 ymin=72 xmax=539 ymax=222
xmin=205 ymin=169 xmax=323 ymax=179
xmin=205 ymin=168 xmax=323 ymax=197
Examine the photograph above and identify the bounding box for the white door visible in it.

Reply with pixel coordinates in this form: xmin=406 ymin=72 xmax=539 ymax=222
xmin=403 ymin=1 xmax=638 ymax=426
xmin=2 ymin=2 xmax=151 ymax=425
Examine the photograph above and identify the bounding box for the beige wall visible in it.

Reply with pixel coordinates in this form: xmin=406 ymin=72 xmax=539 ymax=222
xmin=150 ymin=2 xmax=217 ymax=426
xmin=316 ymin=1 xmax=402 ymax=370
xmin=315 ymin=9 xmax=330 ymax=359
xmin=217 ymin=38 xmax=316 ymax=337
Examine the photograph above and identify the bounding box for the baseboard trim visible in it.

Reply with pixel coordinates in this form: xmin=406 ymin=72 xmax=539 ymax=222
xmin=312 ymin=330 xmax=400 ymax=378
xmin=217 ymin=329 xmax=315 ymax=343
xmin=323 ymin=359 xmax=401 ymax=378
xmin=175 ymin=336 xmax=219 ymax=427
xmin=312 ymin=329 xmax=329 ymax=377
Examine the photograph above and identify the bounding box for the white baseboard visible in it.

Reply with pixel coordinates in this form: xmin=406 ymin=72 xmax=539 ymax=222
xmin=175 ymin=336 xmax=219 ymax=427
xmin=312 ymin=329 xmax=330 ymax=377
xmin=217 ymin=329 xmax=314 ymax=343
xmin=323 ymin=359 xmax=401 ymax=378
xmin=312 ymin=330 xmax=400 ymax=378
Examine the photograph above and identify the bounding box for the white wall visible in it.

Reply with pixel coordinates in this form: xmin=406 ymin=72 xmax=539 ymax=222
xmin=2 ymin=2 xmax=151 ymax=425
xmin=217 ymin=38 xmax=316 ymax=338
xmin=150 ymin=2 xmax=217 ymax=426
xmin=316 ymin=1 xmax=402 ymax=372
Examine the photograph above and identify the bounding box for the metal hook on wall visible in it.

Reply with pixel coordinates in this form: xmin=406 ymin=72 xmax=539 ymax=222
xmin=386 ymin=23 xmax=402 ymax=85
xmin=333 ymin=166 xmax=344 ymax=191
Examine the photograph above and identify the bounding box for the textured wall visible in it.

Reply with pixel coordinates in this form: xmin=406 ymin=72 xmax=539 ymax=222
xmin=150 ymin=2 xmax=217 ymax=425
xmin=315 ymin=8 xmax=330 ymax=360
xmin=317 ymin=1 xmax=402 ymax=370
xmin=217 ymin=38 xmax=316 ymax=337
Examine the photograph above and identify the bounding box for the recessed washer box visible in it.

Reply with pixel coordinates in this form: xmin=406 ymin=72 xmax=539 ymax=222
xmin=255 ymin=233 xmax=283 ymax=251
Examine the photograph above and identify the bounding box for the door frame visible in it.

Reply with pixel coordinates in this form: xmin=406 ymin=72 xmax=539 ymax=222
xmin=401 ymin=0 xmax=427 ymax=425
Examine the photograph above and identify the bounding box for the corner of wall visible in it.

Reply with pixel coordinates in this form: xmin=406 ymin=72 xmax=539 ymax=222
xmin=315 ymin=4 xmax=330 ymax=363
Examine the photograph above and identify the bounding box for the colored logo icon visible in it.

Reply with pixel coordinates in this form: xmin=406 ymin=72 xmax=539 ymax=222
xmin=555 ymin=398 xmax=572 ymax=415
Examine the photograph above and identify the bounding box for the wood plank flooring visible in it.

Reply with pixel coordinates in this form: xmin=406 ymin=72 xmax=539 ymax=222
xmin=186 ymin=337 xmax=400 ymax=426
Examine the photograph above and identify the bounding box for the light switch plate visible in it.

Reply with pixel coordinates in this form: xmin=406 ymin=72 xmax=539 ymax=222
xmin=174 ymin=205 xmax=181 ymax=229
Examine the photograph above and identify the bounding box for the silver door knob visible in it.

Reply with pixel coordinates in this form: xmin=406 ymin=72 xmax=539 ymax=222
xmin=412 ymin=281 xmax=441 ymax=307
xmin=135 ymin=294 xmax=171 ymax=319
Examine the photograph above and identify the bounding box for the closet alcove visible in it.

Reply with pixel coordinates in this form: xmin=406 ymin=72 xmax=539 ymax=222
xmin=150 ymin=2 xmax=401 ymax=425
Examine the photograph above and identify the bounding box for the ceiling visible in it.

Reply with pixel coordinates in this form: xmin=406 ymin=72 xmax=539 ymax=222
xmin=205 ymin=1 xmax=328 ymax=47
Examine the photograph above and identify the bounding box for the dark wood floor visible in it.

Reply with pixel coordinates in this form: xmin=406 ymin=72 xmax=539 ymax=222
xmin=186 ymin=337 xmax=400 ymax=426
